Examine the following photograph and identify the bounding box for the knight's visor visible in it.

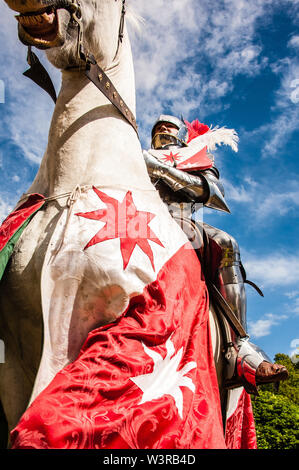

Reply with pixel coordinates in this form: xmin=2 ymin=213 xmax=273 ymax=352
xmin=151 ymin=133 xmax=183 ymax=150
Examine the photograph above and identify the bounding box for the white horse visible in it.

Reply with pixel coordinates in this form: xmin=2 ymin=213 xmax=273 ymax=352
xmin=0 ymin=0 xmax=246 ymax=449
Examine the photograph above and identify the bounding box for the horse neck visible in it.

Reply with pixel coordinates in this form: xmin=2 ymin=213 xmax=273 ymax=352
xmin=28 ymin=34 xmax=150 ymax=197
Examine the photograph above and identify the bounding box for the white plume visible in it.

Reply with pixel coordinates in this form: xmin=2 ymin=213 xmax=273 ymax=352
xmin=202 ymin=126 xmax=239 ymax=153
xmin=189 ymin=126 xmax=239 ymax=153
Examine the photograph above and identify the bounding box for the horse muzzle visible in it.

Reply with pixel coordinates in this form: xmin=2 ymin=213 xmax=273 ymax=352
xmin=5 ymin=0 xmax=74 ymax=48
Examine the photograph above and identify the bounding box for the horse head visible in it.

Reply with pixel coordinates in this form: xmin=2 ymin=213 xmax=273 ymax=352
xmin=4 ymin=0 xmax=124 ymax=69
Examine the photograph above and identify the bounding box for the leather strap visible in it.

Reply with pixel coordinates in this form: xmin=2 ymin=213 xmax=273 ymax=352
xmin=207 ymin=281 xmax=248 ymax=338
xmin=23 ymin=47 xmax=57 ymax=104
xmin=76 ymin=0 xmax=138 ymax=134
xmin=240 ymin=263 xmax=264 ymax=297
xmin=85 ymin=60 xmax=138 ymax=135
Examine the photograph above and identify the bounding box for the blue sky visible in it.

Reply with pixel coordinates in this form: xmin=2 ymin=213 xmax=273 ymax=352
xmin=0 ymin=0 xmax=298 ymax=362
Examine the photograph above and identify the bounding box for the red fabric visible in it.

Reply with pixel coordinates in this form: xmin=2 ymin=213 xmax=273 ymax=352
xmin=225 ymin=390 xmax=257 ymax=449
xmin=11 ymin=243 xmax=226 ymax=449
xmin=0 ymin=194 xmax=45 ymax=252
xmin=154 ymin=146 xmax=213 ymax=172
xmin=199 ymin=233 xmax=223 ymax=284
xmin=76 ymin=187 xmax=164 ymax=270
xmin=237 ymin=358 xmax=257 ymax=389
xmin=177 ymin=146 xmax=213 ymax=171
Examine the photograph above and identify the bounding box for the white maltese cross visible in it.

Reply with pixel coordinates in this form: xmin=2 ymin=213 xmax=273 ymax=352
xmin=130 ymin=335 xmax=197 ymax=419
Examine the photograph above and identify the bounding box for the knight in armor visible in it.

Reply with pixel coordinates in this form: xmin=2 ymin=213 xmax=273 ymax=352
xmin=143 ymin=114 xmax=288 ymax=394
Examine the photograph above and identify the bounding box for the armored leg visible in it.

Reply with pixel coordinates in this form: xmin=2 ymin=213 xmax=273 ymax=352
xmin=202 ymin=224 xmax=247 ymax=329
xmin=202 ymin=223 xmax=288 ymax=394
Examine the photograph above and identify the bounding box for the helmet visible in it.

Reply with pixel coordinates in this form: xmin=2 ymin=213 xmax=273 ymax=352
xmin=151 ymin=114 xmax=189 ymax=149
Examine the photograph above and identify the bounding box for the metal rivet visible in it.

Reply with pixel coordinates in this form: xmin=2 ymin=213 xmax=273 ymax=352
xmin=120 ymin=100 xmax=123 ymax=107
xmin=113 ymin=92 xmax=117 ymax=99
xmin=98 ymin=73 xmax=103 ymax=81
xmin=105 ymin=81 xmax=110 ymax=89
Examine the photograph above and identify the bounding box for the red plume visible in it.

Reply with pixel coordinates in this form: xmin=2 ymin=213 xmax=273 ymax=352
xmin=185 ymin=119 xmax=210 ymax=143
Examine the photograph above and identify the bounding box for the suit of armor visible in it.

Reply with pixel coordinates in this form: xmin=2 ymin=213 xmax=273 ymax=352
xmin=144 ymin=148 xmax=247 ymax=331
xmin=143 ymin=115 xmax=288 ymax=393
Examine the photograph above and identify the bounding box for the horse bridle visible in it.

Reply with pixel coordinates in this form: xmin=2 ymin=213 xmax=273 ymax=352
xmin=23 ymin=0 xmax=138 ymax=135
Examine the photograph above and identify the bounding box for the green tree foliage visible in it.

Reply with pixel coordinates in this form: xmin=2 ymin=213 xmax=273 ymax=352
xmin=252 ymin=391 xmax=298 ymax=449
xmin=273 ymin=354 xmax=299 ymax=405
xmin=251 ymin=354 xmax=299 ymax=449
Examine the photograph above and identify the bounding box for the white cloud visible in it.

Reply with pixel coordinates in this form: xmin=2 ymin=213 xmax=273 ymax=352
xmin=260 ymin=111 xmax=298 ymax=158
xmin=0 ymin=197 xmax=13 ymax=223
xmin=221 ymin=177 xmax=253 ymax=203
xmin=253 ymin=188 xmax=299 ymax=220
xmin=243 ymin=252 xmax=299 ymax=287
xmin=274 ymin=60 xmax=299 ymax=108
xmin=259 ymin=59 xmax=299 ymax=158
xmin=248 ymin=313 xmax=288 ymax=338
xmin=288 ymin=35 xmax=299 ymax=48
xmin=285 ymin=290 xmax=299 ymax=299
xmin=284 ymin=291 xmax=299 ymax=315
xmin=129 ymin=0 xmax=274 ymax=142
xmin=292 ymin=298 xmax=299 ymax=315
xmin=215 ymin=45 xmax=265 ymax=77
xmin=221 ymin=175 xmax=299 ymax=222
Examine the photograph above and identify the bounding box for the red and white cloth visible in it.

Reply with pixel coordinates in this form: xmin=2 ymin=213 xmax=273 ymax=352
xmin=6 ymin=185 xmax=256 ymax=449
xmin=148 ymin=137 xmax=213 ymax=171
xmin=225 ymin=388 xmax=257 ymax=449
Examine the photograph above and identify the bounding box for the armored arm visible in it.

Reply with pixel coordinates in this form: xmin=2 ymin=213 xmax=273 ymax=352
xmin=143 ymin=150 xmax=230 ymax=213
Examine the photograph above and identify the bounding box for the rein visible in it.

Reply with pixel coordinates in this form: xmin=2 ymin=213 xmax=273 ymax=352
xmin=23 ymin=0 xmax=138 ymax=135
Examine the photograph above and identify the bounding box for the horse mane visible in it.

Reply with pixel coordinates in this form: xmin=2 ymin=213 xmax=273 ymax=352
xmin=126 ymin=3 xmax=144 ymax=32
